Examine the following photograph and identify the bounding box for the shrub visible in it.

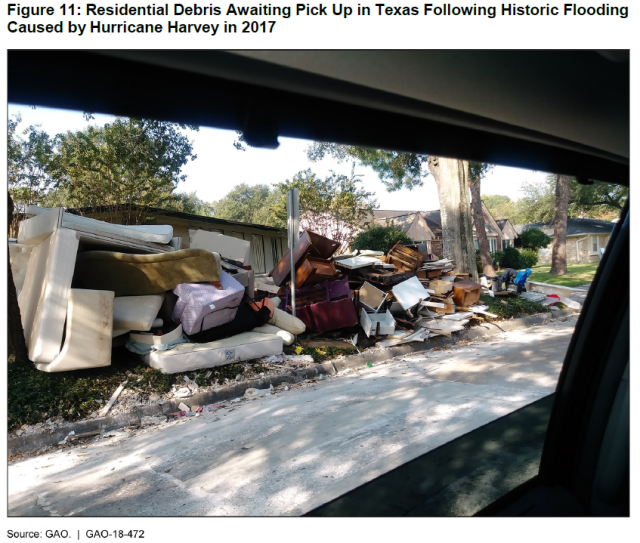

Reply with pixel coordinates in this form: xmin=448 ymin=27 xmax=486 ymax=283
xmin=517 ymin=228 xmax=552 ymax=251
xmin=491 ymin=250 xmax=505 ymax=269
xmin=519 ymin=248 xmax=539 ymax=268
xmin=501 ymin=247 xmax=523 ymax=269
xmin=351 ymin=225 xmax=413 ymax=254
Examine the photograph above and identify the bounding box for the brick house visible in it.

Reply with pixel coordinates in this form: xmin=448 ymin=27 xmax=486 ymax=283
xmin=515 ymin=218 xmax=615 ymax=264
xmin=371 ymin=202 xmax=516 ymax=257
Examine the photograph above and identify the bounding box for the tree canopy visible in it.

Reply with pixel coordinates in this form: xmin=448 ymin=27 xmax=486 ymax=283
xmin=273 ymin=168 xmax=378 ymax=250
xmin=212 ymin=183 xmax=281 ymax=227
xmin=8 ymin=115 xmax=199 ymax=226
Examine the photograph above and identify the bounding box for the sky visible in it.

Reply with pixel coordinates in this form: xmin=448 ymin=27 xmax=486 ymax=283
xmin=8 ymin=104 xmax=547 ymax=210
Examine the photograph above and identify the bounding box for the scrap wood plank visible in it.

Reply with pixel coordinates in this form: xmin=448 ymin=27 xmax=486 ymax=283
xmin=420 ymin=300 xmax=446 ymax=309
xmin=100 ymin=380 xmax=128 ymax=417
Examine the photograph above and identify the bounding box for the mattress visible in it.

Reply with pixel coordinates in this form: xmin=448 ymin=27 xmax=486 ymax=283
xmin=25 ymin=205 xmax=174 ymax=244
xmin=142 ymin=332 xmax=283 ymax=373
xmin=172 ymin=271 xmax=245 ymax=335
xmin=74 ymin=249 xmax=221 ymax=296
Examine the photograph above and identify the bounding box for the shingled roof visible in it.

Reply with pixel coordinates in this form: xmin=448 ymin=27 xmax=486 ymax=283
xmin=515 ymin=218 xmax=615 ymax=237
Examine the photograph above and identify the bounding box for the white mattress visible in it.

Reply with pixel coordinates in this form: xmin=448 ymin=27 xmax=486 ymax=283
xmin=19 ymin=228 xmax=80 ymax=363
xmin=24 ymin=206 xmax=174 ymax=244
xmin=142 ymin=332 xmax=283 ymax=373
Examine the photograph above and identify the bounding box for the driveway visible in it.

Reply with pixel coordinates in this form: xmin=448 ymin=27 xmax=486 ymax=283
xmin=8 ymin=316 xmax=577 ymax=517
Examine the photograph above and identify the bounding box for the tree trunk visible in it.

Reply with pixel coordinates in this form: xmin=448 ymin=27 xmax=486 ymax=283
xmin=469 ymin=173 xmax=496 ymax=276
xmin=550 ymin=174 xmax=569 ymax=275
xmin=428 ymin=157 xmax=478 ymax=282
xmin=7 ymin=192 xmax=30 ymax=364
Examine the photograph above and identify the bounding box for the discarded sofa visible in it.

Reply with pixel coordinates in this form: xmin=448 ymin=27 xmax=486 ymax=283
xmin=36 ymin=289 xmax=114 ymax=373
xmin=73 ymin=249 xmax=222 ymax=296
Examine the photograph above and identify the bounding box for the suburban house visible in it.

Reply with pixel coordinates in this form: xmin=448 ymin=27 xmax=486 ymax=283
xmin=515 ymin=218 xmax=615 ymax=264
xmin=77 ymin=207 xmax=287 ymax=275
xmin=371 ymin=202 xmax=516 ymax=257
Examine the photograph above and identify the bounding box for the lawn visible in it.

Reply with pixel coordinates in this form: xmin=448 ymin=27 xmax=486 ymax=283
xmin=527 ymin=262 xmax=598 ymax=287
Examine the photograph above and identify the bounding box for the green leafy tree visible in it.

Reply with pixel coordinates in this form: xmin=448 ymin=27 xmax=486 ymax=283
xmin=306 ymin=143 xmax=478 ymax=280
xmin=515 ymin=179 xmax=557 ymax=224
xmin=352 ymin=225 xmax=413 ymax=254
xmin=213 ymin=183 xmax=281 ymax=227
xmin=273 ymin=168 xmax=378 ymax=250
xmin=483 ymin=194 xmax=518 ymax=224
xmin=49 ymin=118 xmax=198 ymax=224
xmin=168 ymin=191 xmax=215 ymax=217
xmin=569 ymin=180 xmax=628 ymax=219
xmin=517 ymin=227 xmax=552 ymax=251
xmin=7 ymin=115 xmax=56 ymax=235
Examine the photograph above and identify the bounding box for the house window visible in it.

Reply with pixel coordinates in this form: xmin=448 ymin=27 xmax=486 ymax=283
xmin=489 ymin=238 xmax=497 ymax=253
xmin=473 ymin=239 xmax=479 ymax=251
xmin=503 ymin=239 xmax=510 ymax=249
xmin=590 ymin=235 xmax=599 ymax=254
xmin=271 ymin=237 xmax=283 ymax=264
xmin=251 ymin=234 xmax=266 ymax=274
xmin=230 ymin=231 xmax=245 ymax=240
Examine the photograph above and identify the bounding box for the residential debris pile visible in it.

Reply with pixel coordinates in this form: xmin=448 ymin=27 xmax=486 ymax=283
xmin=11 ymin=208 xmax=557 ymax=382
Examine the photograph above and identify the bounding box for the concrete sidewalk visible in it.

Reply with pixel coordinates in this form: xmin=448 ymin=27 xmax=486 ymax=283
xmin=8 ymin=316 xmax=577 ymax=517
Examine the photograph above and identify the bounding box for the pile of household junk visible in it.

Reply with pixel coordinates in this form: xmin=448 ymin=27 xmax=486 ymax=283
xmin=10 ymin=206 xmax=301 ymax=374
xmin=256 ymin=231 xmax=537 ymax=350
xmin=10 ymin=207 xmax=558 ymax=375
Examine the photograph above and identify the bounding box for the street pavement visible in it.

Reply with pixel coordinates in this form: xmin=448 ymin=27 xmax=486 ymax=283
xmin=8 ymin=316 xmax=577 ymax=517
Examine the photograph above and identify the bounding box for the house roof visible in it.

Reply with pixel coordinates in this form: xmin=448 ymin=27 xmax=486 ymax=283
xmin=372 ymin=211 xmax=435 ymax=241
xmin=515 ymin=218 xmax=615 ymax=237
xmin=375 ymin=209 xmax=508 ymax=238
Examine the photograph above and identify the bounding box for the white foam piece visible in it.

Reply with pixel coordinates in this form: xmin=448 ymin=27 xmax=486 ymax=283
xmin=269 ymin=308 xmax=306 ymax=335
xmin=19 ymin=228 xmax=80 ymax=363
xmin=112 ymin=329 xmax=131 ymax=338
xmin=36 ymin=290 xmax=114 ymax=372
xmin=112 ymin=294 xmax=165 ymax=331
xmin=253 ymin=324 xmax=295 ymax=345
xmin=190 ymin=229 xmax=251 ymax=264
xmin=142 ymin=332 xmax=283 ymax=373
xmin=9 ymin=242 xmax=34 ymax=295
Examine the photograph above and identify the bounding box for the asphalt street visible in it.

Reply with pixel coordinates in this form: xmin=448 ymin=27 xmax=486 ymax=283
xmin=8 ymin=316 xmax=577 ymax=517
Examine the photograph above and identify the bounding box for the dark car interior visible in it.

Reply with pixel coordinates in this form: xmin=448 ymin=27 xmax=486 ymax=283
xmin=8 ymin=49 xmax=629 ymax=516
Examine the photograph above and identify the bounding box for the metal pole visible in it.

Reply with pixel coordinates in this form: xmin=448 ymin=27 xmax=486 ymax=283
xmin=287 ymin=188 xmax=299 ymax=317
xmin=290 ymin=226 xmax=296 ymax=317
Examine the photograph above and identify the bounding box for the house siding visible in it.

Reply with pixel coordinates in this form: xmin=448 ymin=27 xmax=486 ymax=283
xmin=537 ymin=234 xmax=610 ymax=265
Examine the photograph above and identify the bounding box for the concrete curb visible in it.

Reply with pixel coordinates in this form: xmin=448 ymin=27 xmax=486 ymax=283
xmin=8 ymin=309 xmax=576 ymax=456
